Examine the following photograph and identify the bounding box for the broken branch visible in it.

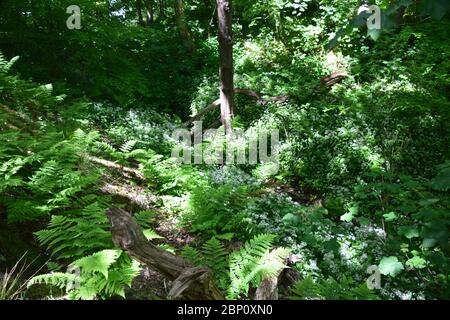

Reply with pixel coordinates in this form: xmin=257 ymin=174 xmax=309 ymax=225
xmin=106 ymin=207 xmax=225 ymax=300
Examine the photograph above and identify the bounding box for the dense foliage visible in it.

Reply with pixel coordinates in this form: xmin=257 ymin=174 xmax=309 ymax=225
xmin=0 ymin=0 xmax=448 ymax=300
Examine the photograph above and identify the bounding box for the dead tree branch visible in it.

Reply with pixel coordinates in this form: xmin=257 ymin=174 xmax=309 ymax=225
xmin=105 ymin=207 xmax=225 ymax=300
xmin=183 ymin=88 xmax=289 ymax=127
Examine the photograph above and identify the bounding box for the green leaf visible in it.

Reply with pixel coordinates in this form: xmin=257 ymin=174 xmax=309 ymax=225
xmin=421 ymin=221 xmax=449 ymax=248
xmin=398 ymin=226 xmax=419 ymax=239
xmin=216 ymin=233 xmax=235 ymax=241
xmin=41 ymin=83 xmax=53 ymax=92
xmin=383 ymin=212 xmax=397 ymax=222
xmin=143 ymin=229 xmax=164 ymax=240
xmin=324 ymin=239 xmax=339 ymax=253
xmin=78 ymin=282 xmax=98 ymax=300
xmin=283 ymin=213 xmax=301 ymax=225
xmin=406 ymin=256 xmax=427 ymax=269
xmin=73 ymin=250 xmax=120 ymax=279
xmin=421 ymin=238 xmax=437 ymax=248
xmin=341 ymin=206 xmax=358 ymax=222
xmin=158 ymin=244 xmax=176 ymax=254
xmin=418 ymin=198 xmax=440 ymax=206
xmin=357 ymin=217 xmax=370 ymax=226
xmin=379 ymin=256 xmax=404 ymax=277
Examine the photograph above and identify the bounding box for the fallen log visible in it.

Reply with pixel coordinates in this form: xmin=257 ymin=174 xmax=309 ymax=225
xmin=105 ymin=207 xmax=225 ymax=300
xmin=234 ymin=88 xmax=289 ymax=105
xmin=86 ymin=155 xmax=146 ymax=181
xmin=183 ymin=99 xmax=221 ymax=127
xmin=183 ymin=69 xmax=347 ymax=128
xmin=0 ymin=104 xmax=37 ymax=134
xmin=183 ymin=88 xmax=289 ymax=127
xmin=101 ymin=184 xmax=157 ymax=210
xmin=320 ymin=70 xmax=348 ymax=87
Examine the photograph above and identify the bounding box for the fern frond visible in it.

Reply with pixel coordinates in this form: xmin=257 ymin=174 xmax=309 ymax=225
xmin=94 ymin=141 xmax=116 ymax=155
xmin=143 ymin=229 xmax=164 ymax=240
xmin=119 ymin=140 xmax=136 ymax=153
xmin=72 ymin=250 xmax=121 ymax=279
xmin=181 ymin=237 xmax=229 ymax=289
xmin=181 ymin=246 xmax=202 ymax=265
xmin=0 ymin=54 xmax=19 ymax=73
xmin=134 ymin=210 xmax=156 ymax=229
xmin=289 ymin=277 xmax=318 ymax=300
xmin=27 ymin=273 xmax=79 ymax=290
xmin=227 ymin=234 xmax=289 ymax=299
xmin=202 ymin=237 xmax=228 ymax=281
xmin=289 ymin=277 xmax=380 ymax=300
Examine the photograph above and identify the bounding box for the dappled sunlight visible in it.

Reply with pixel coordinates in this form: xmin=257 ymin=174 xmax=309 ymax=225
xmin=0 ymin=0 xmax=449 ymax=302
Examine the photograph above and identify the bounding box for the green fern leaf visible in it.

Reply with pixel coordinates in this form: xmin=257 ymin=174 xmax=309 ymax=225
xmin=73 ymin=250 xmax=121 ymax=279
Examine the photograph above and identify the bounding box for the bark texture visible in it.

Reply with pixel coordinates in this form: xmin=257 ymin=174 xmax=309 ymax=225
xmin=106 ymin=207 xmax=225 ymax=300
xmin=217 ymin=0 xmax=234 ymax=135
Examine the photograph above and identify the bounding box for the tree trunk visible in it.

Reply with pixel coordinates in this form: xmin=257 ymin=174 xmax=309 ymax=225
xmin=145 ymin=0 xmax=154 ymax=25
xmin=175 ymin=0 xmax=195 ymax=53
xmin=216 ymin=0 xmax=234 ymax=135
xmin=159 ymin=0 xmax=165 ymax=19
xmin=183 ymin=88 xmax=289 ymax=128
xmin=254 ymin=277 xmax=278 ymax=300
xmin=136 ymin=0 xmax=144 ymax=26
xmin=105 ymin=207 xmax=225 ymax=300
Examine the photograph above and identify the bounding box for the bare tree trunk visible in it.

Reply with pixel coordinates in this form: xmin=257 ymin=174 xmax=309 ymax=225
xmin=216 ymin=0 xmax=234 ymax=135
xmin=175 ymin=0 xmax=195 ymax=53
xmin=145 ymin=0 xmax=154 ymax=25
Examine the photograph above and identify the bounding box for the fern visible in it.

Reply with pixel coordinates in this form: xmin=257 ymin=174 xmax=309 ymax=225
xmin=181 ymin=246 xmax=202 ymax=265
xmin=143 ymin=229 xmax=164 ymax=240
xmin=0 ymin=56 xmax=143 ymax=300
xmin=227 ymin=234 xmax=290 ymax=299
xmin=0 ymin=53 xmax=19 ymax=73
xmin=187 ymin=183 xmax=248 ymax=235
xmin=202 ymin=237 xmax=229 ymax=287
xmin=94 ymin=141 xmax=116 ymax=154
xmin=28 ymin=160 xmax=59 ymax=193
xmin=181 ymin=234 xmax=289 ymax=298
xmin=34 ymin=201 xmax=113 ymax=260
xmin=27 ymin=273 xmax=79 ymax=290
xmin=72 ymin=250 xmax=121 ymax=279
xmin=28 ymin=251 xmax=141 ymax=300
xmin=134 ymin=210 xmax=156 ymax=229
xmin=181 ymin=237 xmax=229 ymax=289
xmin=158 ymin=244 xmax=177 ymax=254
xmin=119 ymin=140 xmax=137 ymax=153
